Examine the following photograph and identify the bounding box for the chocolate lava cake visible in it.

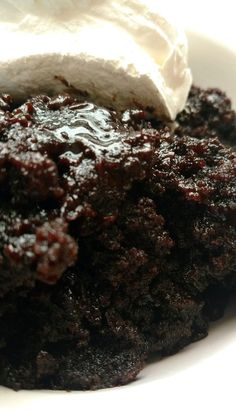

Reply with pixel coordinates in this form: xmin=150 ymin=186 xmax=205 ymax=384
xmin=0 ymin=87 xmax=235 ymax=390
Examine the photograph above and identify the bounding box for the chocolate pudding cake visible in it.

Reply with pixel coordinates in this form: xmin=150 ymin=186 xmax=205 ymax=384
xmin=0 ymin=86 xmax=235 ymax=390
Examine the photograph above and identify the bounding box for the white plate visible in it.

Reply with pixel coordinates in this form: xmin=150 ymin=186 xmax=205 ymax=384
xmin=1 ymin=19 xmax=236 ymax=419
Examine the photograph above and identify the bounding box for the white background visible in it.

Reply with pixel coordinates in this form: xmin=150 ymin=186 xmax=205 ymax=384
xmin=159 ymin=0 xmax=236 ymax=50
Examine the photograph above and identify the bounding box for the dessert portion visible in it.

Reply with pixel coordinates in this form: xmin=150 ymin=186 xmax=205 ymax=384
xmin=176 ymin=86 xmax=236 ymax=147
xmin=0 ymin=87 xmax=235 ymax=390
xmin=0 ymin=0 xmax=235 ymax=393
xmin=0 ymin=0 xmax=191 ymax=119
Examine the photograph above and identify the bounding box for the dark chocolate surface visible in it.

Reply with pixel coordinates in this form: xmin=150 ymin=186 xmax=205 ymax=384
xmin=0 ymin=87 xmax=235 ymax=390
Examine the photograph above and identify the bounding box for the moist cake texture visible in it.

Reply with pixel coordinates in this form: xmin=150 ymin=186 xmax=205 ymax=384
xmin=0 ymin=87 xmax=235 ymax=390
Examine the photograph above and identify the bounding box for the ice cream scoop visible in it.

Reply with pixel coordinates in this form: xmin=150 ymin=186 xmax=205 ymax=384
xmin=0 ymin=0 xmax=192 ymax=120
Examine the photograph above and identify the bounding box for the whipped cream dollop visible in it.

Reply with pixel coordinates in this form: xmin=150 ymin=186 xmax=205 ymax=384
xmin=0 ymin=0 xmax=192 ymax=120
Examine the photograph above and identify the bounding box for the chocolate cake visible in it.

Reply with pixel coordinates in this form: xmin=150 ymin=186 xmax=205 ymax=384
xmin=0 ymin=87 xmax=235 ymax=390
